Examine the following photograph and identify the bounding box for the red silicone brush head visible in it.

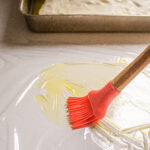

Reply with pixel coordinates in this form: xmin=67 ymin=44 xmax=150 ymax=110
xmin=67 ymin=81 xmax=120 ymax=129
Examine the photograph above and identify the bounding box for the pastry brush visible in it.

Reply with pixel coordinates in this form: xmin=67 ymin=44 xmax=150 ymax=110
xmin=67 ymin=45 xmax=150 ymax=129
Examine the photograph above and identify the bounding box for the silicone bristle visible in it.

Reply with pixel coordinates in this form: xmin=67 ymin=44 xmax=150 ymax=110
xmin=67 ymin=81 xmax=120 ymax=129
xmin=67 ymin=95 xmax=97 ymax=129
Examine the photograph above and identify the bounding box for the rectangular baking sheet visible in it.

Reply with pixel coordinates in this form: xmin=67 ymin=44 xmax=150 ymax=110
xmin=20 ymin=0 xmax=150 ymax=32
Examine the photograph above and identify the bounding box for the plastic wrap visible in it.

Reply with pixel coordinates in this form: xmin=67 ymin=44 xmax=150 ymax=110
xmin=0 ymin=52 xmax=150 ymax=150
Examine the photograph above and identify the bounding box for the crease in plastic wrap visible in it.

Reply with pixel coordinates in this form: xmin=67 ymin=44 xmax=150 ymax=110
xmin=0 ymin=56 xmax=150 ymax=150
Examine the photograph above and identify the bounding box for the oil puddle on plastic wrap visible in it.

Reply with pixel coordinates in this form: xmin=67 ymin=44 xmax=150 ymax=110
xmin=35 ymin=58 xmax=150 ymax=150
xmin=0 ymin=57 xmax=150 ymax=150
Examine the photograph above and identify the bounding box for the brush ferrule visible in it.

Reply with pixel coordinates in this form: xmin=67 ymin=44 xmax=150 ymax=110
xmin=88 ymin=81 xmax=120 ymax=119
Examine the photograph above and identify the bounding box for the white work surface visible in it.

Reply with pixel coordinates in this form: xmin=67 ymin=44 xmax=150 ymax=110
xmin=0 ymin=0 xmax=150 ymax=150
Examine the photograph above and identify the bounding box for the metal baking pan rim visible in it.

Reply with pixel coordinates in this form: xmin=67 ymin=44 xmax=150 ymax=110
xmin=20 ymin=0 xmax=150 ymax=32
xmin=21 ymin=13 xmax=150 ymax=18
xmin=19 ymin=0 xmax=150 ymax=17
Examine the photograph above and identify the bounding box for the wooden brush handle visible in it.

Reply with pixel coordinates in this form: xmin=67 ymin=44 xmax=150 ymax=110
xmin=112 ymin=45 xmax=150 ymax=91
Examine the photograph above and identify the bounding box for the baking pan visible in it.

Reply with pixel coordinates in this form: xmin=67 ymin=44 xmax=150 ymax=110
xmin=20 ymin=0 xmax=150 ymax=32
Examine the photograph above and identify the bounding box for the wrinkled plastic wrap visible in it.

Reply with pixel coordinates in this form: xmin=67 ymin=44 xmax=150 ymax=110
xmin=35 ymin=60 xmax=150 ymax=150
xmin=0 ymin=51 xmax=150 ymax=150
